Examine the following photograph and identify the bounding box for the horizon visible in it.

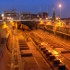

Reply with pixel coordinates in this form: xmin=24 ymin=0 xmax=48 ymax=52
xmin=0 ymin=0 xmax=70 ymax=18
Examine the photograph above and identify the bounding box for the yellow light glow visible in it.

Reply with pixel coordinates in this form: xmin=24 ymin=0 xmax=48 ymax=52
xmin=53 ymin=21 xmax=64 ymax=32
xmin=10 ymin=20 xmax=14 ymax=26
xmin=46 ymin=21 xmax=51 ymax=25
xmin=59 ymin=59 xmax=62 ymax=62
xmin=40 ymin=20 xmax=44 ymax=24
xmin=10 ymin=20 xmax=13 ymax=23
xmin=2 ymin=22 xmax=7 ymax=29
xmin=48 ymin=50 xmax=51 ymax=52
xmin=53 ymin=50 xmax=59 ymax=56
xmin=16 ymin=22 xmax=17 ymax=28
xmin=57 ymin=22 xmax=61 ymax=27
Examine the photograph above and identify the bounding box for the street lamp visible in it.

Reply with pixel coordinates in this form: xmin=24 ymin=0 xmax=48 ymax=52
xmin=59 ymin=4 xmax=62 ymax=19
xmin=1 ymin=13 xmax=4 ymax=17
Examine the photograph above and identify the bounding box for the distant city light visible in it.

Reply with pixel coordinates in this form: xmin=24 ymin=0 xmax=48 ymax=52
xmin=1 ymin=13 xmax=4 ymax=17
xmin=46 ymin=18 xmax=48 ymax=20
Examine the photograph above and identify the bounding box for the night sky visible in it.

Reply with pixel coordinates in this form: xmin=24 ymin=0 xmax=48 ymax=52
xmin=0 ymin=0 xmax=70 ymax=18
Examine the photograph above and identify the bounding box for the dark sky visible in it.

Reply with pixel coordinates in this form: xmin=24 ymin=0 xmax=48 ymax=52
xmin=0 ymin=0 xmax=70 ymax=18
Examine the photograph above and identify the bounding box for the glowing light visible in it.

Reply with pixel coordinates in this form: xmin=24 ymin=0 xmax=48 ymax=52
xmin=40 ymin=20 xmax=44 ymax=24
xmin=59 ymin=4 xmax=62 ymax=8
xmin=10 ymin=20 xmax=13 ymax=23
xmin=41 ymin=42 xmax=47 ymax=45
xmin=46 ymin=21 xmax=51 ymax=25
xmin=53 ymin=21 xmax=62 ymax=32
xmin=46 ymin=18 xmax=48 ymax=20
xmin=48 ymin=50 xmax=51 ymax=52
xmin=59 ymin=59 xmax=62 ymax=62
xmin=2 ymin=22 xmax=7 ymax=29
xmin=57 ymin=22 xmax=62 ymax=27
xmin=10 ymin=20 xmax=14 ymax=26
xmin=1 ymin=13 xmax=4 ymax=17
xmin=16 ymin=22 xmax=17 ymax=29
xmin=53 ymin=50 xmax=59 ymax=56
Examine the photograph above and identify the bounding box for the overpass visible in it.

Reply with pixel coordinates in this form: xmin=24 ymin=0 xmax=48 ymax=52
xmin=0 ymin=19 xmax=41 ymax=29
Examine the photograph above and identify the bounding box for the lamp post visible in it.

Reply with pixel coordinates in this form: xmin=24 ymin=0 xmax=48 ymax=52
xmin=59 ymin=4 xmax=62 ymax=19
